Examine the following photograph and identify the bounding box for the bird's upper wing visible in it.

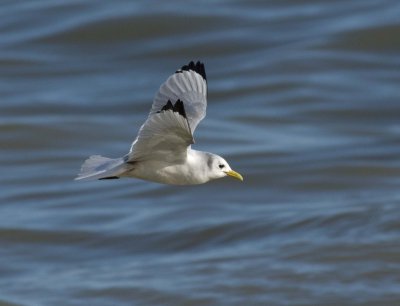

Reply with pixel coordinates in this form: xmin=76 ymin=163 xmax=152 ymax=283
xmin=127 ymin=61 xmax=207 ymax=162
xmin=151 ymin=61 xmax=207 ymax=132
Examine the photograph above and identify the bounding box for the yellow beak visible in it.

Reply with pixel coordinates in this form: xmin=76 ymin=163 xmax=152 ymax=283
xmin=225 ymin=170 xmax=243 ymax=181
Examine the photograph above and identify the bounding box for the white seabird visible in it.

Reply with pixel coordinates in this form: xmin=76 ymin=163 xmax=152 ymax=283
xmin=76 ymin=61 xmax=243 ymax=185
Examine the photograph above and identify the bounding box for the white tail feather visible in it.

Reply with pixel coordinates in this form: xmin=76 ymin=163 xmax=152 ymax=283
xmin=75 ymin=155 xmax=126 ymax=181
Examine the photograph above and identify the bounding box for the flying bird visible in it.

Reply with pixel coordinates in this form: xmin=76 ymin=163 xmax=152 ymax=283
xmin=76 ymin=61 xmax=243 ymax=185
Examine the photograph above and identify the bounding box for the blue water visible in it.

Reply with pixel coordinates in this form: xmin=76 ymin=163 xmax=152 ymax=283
xmin=1 ymin=1 xmax=400 ymax=305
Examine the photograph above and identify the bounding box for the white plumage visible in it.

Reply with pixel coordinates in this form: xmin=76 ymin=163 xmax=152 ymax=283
xmin=76 ymin=61 xmax=243 ymax=185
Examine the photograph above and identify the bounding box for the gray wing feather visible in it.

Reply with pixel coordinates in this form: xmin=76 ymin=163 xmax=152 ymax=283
xmin=128 ymin=109 xmax=193 ymax=162
xmin=128 ymin=61 xmax=207 ymax=162
xmin=151 ymin=69 xmax=207 ymax=133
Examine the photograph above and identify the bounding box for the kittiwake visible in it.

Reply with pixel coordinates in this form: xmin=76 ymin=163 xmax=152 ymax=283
xmin=76 ymin=61 xmax=243 ymax=185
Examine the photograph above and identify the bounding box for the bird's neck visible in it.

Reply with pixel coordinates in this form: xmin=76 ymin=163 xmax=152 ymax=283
xmin=185 ymin=149 xmax=212 ymax=184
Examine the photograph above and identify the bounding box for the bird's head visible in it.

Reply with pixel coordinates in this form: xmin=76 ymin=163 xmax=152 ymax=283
xmin=206 ymin=154 xmax=243 ymax=182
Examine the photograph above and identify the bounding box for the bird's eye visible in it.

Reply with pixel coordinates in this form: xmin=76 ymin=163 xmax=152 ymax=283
xmin=219 ymin=164 xmax=225 ymax=169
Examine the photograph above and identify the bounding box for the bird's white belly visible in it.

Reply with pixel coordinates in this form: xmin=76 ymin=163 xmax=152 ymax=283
xmin=124 ymin=160 xmax=207 ymax=185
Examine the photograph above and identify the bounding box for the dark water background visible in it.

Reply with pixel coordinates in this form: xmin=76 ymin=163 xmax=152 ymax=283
xmin=1 ymin=1 xmax=400 ymax=305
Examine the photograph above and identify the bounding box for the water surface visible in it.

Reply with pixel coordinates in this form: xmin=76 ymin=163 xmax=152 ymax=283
xmin=1 ymin=1 xmax=400 ymax=305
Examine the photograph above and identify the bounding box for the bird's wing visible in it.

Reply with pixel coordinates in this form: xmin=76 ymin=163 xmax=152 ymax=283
xmin=151 ymin=61 xmax=207 ymax=133
xmin=127 ymin=61 xmax=207 ymax=162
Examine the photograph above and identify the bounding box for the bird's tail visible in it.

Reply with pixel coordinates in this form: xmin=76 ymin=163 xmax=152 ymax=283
xmin=75 ymin=155 xmax=126 ymax=181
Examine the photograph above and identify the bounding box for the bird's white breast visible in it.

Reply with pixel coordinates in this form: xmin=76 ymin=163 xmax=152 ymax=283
xmin=124 ymin=150 xmax=210 ymax=185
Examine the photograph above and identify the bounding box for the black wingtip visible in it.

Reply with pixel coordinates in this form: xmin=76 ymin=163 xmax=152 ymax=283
xmin=161 ymin=100 xmax=173 ymax=112
xmin=176 ymin=61 xmax=207 ymax=81
xmin=99 ymin=176 xmax=120 ymax=180
xmin=157 ymin=99 xmax=187 ymax=119
xmin=173 ymin=99 xmax=187 ymax=118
